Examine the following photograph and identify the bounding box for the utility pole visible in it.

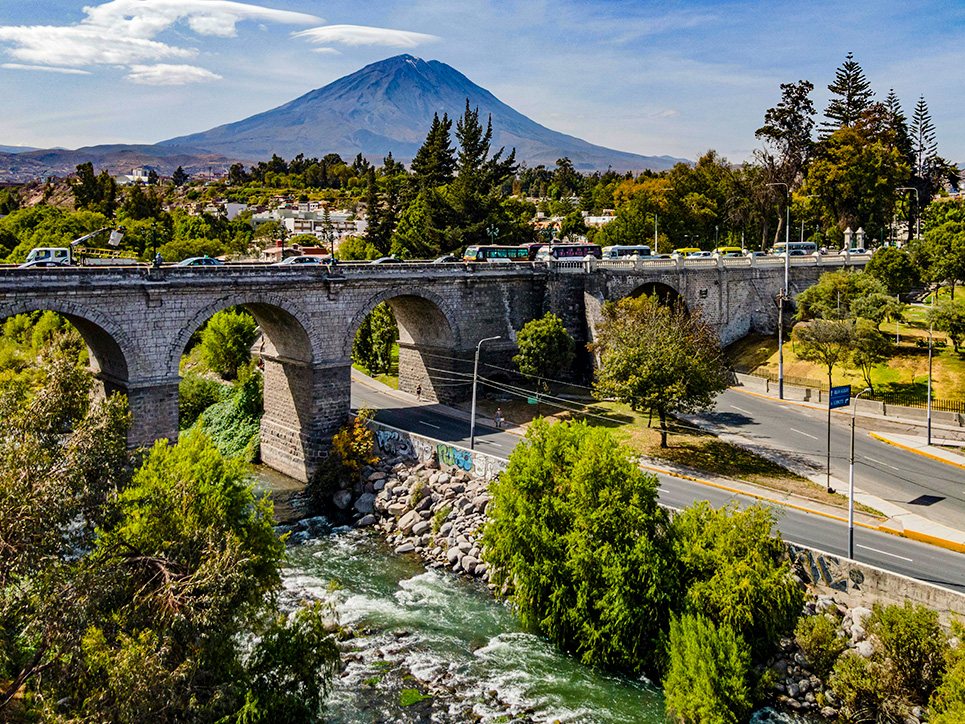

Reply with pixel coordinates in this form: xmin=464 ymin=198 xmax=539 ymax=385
xmin=849 ymin=388 xmax=873 ymax=558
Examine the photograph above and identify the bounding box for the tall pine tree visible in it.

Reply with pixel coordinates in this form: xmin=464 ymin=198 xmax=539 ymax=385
xmin=410 ymin=113 xmax=455 ymax=189
xmin=821 ymin=53 xmax=874 ymax=136
xmin=911 ymin=95 xmax=938 ymax=179
xmin=884 ymin=89 xmax=913 ymax=165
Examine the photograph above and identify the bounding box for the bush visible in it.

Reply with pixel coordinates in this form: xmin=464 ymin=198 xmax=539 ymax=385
xmin=830 ymin=653 xmax=908 ymax=724
xmin=931 ymin=623 xmax=965 ymax=724
xmin=673 ymin=502 xmax=803 ymax=662
xmin=199 ymin=308 xmax=257 ymax=380
xmin=189 ymin=369 xmax=263 ymax=460
xmin=306 ymin=410 xmax=376 ymax=513
xmin=795 ymin=613 xmax=848 ymax=679
xmin=664 ymin=613 xmax=752 ymax=724
xmin=482 ymin=419 xmax=677 ymax=673
xmin=868 ymin=601 xmax=948 ymax=703
xmin=178 ymin=372 xmax=226 ymax=430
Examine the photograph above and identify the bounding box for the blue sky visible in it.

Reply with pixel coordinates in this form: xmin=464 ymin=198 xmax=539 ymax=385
xmin=1 ymin=0 xmax=963 ymax=163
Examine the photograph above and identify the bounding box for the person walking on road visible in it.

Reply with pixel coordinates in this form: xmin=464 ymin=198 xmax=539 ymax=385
xmin=494 ymin=408 xmax=503 ymax=429
xmin=416 ymin=383 xmax=422 ymax=401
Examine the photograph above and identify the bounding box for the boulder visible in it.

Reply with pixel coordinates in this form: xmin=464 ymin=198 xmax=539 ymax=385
xmin=398 ymin=510 xmax=422 ymax=535
xmin=395 ymin=542 xmax=415 ymax=554
xmin=447 ymin=547 xmax=461 ymax=565
xmin=354 ymin=493 xmax=376 ymax=514
xmin=387 ymin=502 xmax=408 ymax=518
xmin=356 ymin=515 xmax=376 ymax=527
xmin=461 ymin=556 xmax=479 ymax=575
xmin=855 ymin=640 xmax=875 ymax=659
xmin=368 ymin=471 xmax=386 ymax=481
xmin=411 ymin=521 xmax=431 ymax=537
xmin=333 ymin=490 xmax=353 ymax=509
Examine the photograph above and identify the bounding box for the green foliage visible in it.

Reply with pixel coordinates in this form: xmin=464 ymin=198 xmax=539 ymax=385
xmin=931 ymin=622 xmax=965 ymax=724
xmin=852 ymin=317 xmax=892 ymax=391
xmin=672 ymin=502 xmax=803 ymax=661
xmin=306 ymin=410 xmax=376 ymax=512
xmin=69 ymin=161 xmax=118 ymax=217
xmin=796 ymin=270 xmax=890 ymax=321
xmin=178 ymin=371 xmax=227 ymax=430
xmin=868 ymin=601 xmax=948 ymax=704
xmin=352 ymin=303 xmax=398 ymax=374
xmin=864 ymin=247 xmax=920 ymax=296
xmin=664 ymin=613 xmax=752 ymax=724
xmin=513 ymin=312 xmax=575 ymax=390
xmin=157 ymin=235 xmax=226 ymax=262
xmin=199 ymin=308 xmax=258 ymax=380
xmin=830 ymin=652 xmax=908 ymax=724
xmin=483 ymin=419 xmax=677 ymax=674
xmin=792 ymin=318 xmax=854 ymax=381
xmin=189 ymin=368 xmax=263 ymax=461
xmin=0 ymin=204 xmax=111 ymax=261
xmin=336 ymin=234 xmax=380 ymax=260
xmin=930 ymin=298 xmax=965 ymax=352
xmin=592 ymin=294 xmax=728 ymax=447
xmin=400 ymin=689 xmax=433 ymax=706
xmin=794 ymin=613 xmax=848 ymax=679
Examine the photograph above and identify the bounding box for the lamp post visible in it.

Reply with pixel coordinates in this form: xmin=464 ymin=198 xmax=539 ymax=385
xmin=848 ymin=387 xmax=872 ymax=559
xmin=897 ymin=187 xmax=920 ymax=243
xmin=928 ymin=287 xmax=935 ymax=445
xmin=486 ymin=225 xmax=498 ymax=245
xmin=767 ymin=182 xmax=790 ymax=399
xmin=469 ymin=336 xmax=501 ymax=450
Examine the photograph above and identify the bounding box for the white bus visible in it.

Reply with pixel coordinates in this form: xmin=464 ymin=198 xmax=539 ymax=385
xmin=601 ymin=245 xmax=651 ymax=259
xmin=771 ymin=241 xmax=817 ymax=256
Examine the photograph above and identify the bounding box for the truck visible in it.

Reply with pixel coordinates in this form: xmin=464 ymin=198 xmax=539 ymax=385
xmin=23 ymin=227 xmax=139 ymax=266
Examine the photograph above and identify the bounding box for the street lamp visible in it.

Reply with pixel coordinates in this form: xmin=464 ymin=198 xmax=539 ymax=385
xmin=469 ymin=336 xmax=501 ymax=450
xmin=767 ymin=182 xmax=791 ymax=400
xmin=896 ymin=187 xmax=920 ymax=243
xmin=928 ymin=288 xmax=935 ymax=445
xmin=848 ymin=387 xmax=872 ymax=559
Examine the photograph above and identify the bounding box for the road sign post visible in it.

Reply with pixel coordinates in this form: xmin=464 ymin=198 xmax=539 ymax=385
xmin=826 ymin=385 xmax=851 ymax=493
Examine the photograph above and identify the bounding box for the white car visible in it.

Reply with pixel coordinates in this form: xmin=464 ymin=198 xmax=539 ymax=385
xmin=686 ymin=251 xmax=713 ymax=258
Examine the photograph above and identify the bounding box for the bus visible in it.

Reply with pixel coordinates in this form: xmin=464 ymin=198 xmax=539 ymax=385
xmin=771 ymin=241 xmax=817 ymax=256
xmin=601 ymin=245 xmax=651 ymax=259
xmin=463 ymin=245 xmax=531 ymax=262
xmin=534 ymin=243 xmax=602 ymax=261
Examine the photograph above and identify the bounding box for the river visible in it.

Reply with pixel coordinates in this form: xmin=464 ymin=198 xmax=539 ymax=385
xmin=255 ymin=467 xmax=809 ymax=724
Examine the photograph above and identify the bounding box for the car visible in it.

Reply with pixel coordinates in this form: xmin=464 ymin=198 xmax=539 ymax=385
xmin=176 ymin=256 xmax=223 ymax=266
xmin=18 ymin=259 xmax=70 ymax=268
xmin=746 ymin=251 xmax=767 ymax=257
xmin=431 ymin=255 xmax=460 ymax=264
xmin=370 ymin=256 xmax=403 ymax=264
xmin=276 ymin=255 xmax=326 ymax=265
xmin=850 ymin=247 xmax=867 ymax=254
xmin=788 ymin=249 xmax=808 ymax=256
xmin=652 ymin=253 xmax=673 ymax=259
xmin=686 ymin=251 xmax=713 ymax=258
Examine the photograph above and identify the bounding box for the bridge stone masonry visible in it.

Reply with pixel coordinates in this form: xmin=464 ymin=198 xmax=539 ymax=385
xmin=1 ymin=254 xmax=865 ymax=481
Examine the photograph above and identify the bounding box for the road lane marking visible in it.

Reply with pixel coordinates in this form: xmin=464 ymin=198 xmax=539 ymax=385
xmin=865 ymin=456 xmax=900 ymax=472
xmin=729 ymin=405 xmax=753 ymax=414
xmin=790 ymin=427 xmax=819 ymax=440
xmin=419 ymin=420 xmax=441 ymax=429
xmin=856 ymin=544 xmax=913 ymax=562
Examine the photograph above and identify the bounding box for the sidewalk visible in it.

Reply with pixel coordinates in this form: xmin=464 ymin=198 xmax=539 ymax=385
xmin=870 ymin=432 xmax=965 ymax=471
xmin=352 ymin=371 xmax=965 ymax=553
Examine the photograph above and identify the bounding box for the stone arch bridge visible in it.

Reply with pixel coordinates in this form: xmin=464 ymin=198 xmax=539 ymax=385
xmin=1 ymin=255 xmax=865 ymax=480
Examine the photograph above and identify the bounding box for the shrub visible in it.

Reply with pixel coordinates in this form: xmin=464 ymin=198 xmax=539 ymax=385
xmin=189 ymin=369 xmax=263 ymax=460
xmin=178 ymin=372 xmax=226 ymax=430
xmin=482 ymin=419 xmax=677 ymax=674
xmin=664 ymin=613 xmax=752 ymax=724
xmin=931 ymin=623 xmax=965 ymax=724
xmin=868 ymin=601 xmax=948 ymax=703
xmin=795 ymin=613 xmax=848 ymax=679
xmin=432 ymin=504 xmax=452 ymax=534
xmin=830 ymin=653 xmax=908 ymax=724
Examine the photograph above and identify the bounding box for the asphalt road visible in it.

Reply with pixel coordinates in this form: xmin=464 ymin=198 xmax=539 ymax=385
xmin=697 ymin=389 xmax=965 ymax=530
xmin=352 ymin=380 xmax=965 ymax=594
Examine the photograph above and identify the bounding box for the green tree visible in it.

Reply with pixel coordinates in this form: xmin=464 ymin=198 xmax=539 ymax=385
xmin=930 ymin=299 xmax=965 ymax=352
xmin=795 ymin=269 xmax=890 ymax=321
xmin=868 ymin=601 xmax=948 ymax=705
xmin=513 ymin=313 xmax=575 ymax=409
xmin=69 ymin=161 xmax=118 ymax=217
xmin=558 ymin=210 xmax=589 ymax=240
xmin=852 ymin=317 xmax=891 ymax=391
xmin=410 ymin=112 xmax=456 ymax=189
xmin=672 ymin=502 xmax=803 ymax=660
xmin=591 ymin=295 xmax=728 ymax=447
xmin=352 ymin=303 xmax=398 ymax=374
xmin=821 ymin=52 xmax=874 ymax=135
xmin=864 ymin=247 xmax=920 ymax=297
xmin=664 ymin=614 xmax=752 ymax=724
xmin=172 ymin=166 xmax=189 ymax=187
xmin=482 ymin=419 xmax=677 ymax=674
xmin=792 ymin=318 xmax=854 ymax=389
xmin=199 ymin=308 xmax=258 ymax=379
xmin=336 ymin=235 xmax=380 ymax=260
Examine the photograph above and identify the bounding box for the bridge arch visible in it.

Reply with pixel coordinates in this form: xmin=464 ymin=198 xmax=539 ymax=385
xmin=170 ymin=294 xmax=333 ymax=482
xmin=629 ymin=281 xmax=688 ymax=310
xmin=348 ymin=287 xmax=465 ymax=403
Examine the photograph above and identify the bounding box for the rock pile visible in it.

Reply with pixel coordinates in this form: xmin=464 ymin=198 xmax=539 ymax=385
xmin=353 ymin=455 xmax=494 ymax=584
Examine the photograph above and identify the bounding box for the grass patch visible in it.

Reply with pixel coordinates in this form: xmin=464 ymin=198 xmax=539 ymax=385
xmin=400 ymin=689 xmax=432 ymax=706
xmin=353 ymin=343 xmax=400 ymax=389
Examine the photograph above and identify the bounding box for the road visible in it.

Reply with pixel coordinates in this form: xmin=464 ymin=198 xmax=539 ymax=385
xmin=352 ymin=380 xmax=965 ymax=594
xmin=698 ymin=389 xmax=965 ymax=530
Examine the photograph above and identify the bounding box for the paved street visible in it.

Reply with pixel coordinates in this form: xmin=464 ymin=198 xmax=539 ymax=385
xmin=352 ymin=379 xmax=965 ymax=593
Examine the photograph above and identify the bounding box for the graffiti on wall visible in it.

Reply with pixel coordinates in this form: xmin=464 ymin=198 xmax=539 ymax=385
xmin=787 ymin=544 xmax=863 ymax=593
xmin=372 ymin=423 xmax=508 ymax=481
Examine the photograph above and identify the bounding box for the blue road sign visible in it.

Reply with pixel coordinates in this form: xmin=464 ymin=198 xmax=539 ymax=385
xmin=829 ymin=385 xmax=852 ymax=409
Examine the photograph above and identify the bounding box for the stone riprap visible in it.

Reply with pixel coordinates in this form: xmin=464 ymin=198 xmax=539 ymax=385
xmin=2 ymin=255 xmax=865 ymax=480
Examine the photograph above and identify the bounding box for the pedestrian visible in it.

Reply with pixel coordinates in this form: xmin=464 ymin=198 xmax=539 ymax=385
xmin=494 ymin=407 xmax=503 ymax=428
xmin=416 ymin=383 xmax=422 ymax=401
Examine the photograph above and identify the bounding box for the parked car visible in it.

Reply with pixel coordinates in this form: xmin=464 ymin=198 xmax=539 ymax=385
xmin=686 ymin=251 xmax=714 ymax=258
xmin=276 ymin=255 xmax=326 ymax=265
xmin=370 ymin=256 xmax=403 ymax=264
xmin=18 ymin=259 xmax=70 ymax=268
xmin=176 ymin=256 xmax=223 ymax=266
xmin=431 ymin=255 xmax=460 ymax=264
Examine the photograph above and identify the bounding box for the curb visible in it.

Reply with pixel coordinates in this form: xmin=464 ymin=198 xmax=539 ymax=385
xmin=869 ymin=432 xmax=965 ymax=472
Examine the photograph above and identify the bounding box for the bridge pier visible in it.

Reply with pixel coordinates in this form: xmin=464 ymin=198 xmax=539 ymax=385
xmin=260 ymin=356 xmax=351 ymax=482
xmin=123 ymin=377 xmax=181 ymax=449
xmin=398 ymin=343 xmax=471 ymax=405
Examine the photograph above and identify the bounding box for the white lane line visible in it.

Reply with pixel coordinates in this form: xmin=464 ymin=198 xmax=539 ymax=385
xmin=477 ymin=439 xmax=503 ymax=448
xmin=729 ymin=405 xmax=753 ymax=414
xmin=419 ymin=420 xmax=441 ymax=429
xmin=865 ymin=456 xmax=900 ymax=472
xmin=856 ymin=544 xmax=913 ymax=562
xmin=790 ymin=427 xmax=819 ymax=440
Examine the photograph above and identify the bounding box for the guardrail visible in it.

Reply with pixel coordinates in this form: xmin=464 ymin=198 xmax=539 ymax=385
xmin=549 ymin=252 xmax=870 ymax=273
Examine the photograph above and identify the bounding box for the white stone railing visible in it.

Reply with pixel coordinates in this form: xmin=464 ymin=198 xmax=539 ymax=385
xmin=548 ymin=252 xmax=870 ymax=274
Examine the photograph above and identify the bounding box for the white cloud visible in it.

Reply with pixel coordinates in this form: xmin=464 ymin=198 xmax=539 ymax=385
xmin=2 ymin=63 xmax=91 ymax=75
xmin=311 ymin=48 xmax=342 ymax=55
xmin=294 ymin=24 xmax=440 ymax=48
xmin=125 ymin=63 xmax=222 ymax=85
xmin=0 ymin=0 xmax=320 ymax=71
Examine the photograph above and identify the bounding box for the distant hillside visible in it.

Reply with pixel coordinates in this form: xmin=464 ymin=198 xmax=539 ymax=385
xmin=162 ymin=54 xmax=685 ymax=172
xmin=0 ymin=145 xmax=40 ymax=154
xmin=0 ymin=145 xmax=246 ymax=183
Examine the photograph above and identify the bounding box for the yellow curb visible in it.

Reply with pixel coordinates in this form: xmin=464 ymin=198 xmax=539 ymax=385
xmin=869 ymin=432 xmax=965 ymax=472
xmin=641 ymin=463 xmax=965 ymax=556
